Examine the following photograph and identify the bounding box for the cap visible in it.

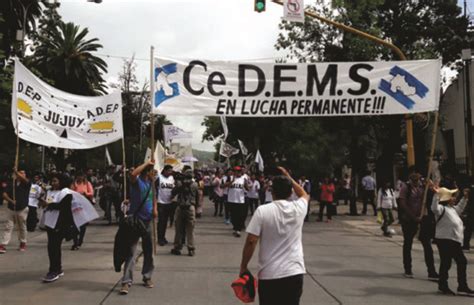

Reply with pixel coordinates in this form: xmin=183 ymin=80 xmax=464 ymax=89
xmin=233 ymin=166 xmax=242 ymax=171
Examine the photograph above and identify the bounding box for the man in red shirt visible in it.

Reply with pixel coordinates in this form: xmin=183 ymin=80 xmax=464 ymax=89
xmin=318 ymin=177 xmax=335 ymax=223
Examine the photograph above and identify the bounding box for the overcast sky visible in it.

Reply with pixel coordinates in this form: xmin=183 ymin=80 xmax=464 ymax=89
xmin=57 ymin=0 xmax=290 ymax=151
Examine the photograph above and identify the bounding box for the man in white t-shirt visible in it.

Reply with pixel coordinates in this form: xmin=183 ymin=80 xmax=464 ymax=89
xmin=226 ymin=166 xmax=249 ymax=237
xmin=156 ymin=165 xmax=175 ymax=246
xmin=239 ymin=167 xmax=309 ymax=305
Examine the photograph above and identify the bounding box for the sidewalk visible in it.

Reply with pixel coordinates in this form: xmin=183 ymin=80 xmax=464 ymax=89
xmin=0 ymin=200 xmax=472 ymax=305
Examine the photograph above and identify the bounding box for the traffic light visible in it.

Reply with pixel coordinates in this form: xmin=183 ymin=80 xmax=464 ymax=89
xmin=254 ymin=0 xmax=266 ymax=13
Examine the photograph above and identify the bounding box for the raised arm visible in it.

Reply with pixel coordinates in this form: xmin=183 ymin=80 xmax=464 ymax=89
xmin=277 ymin=167 xmax=309 ymax=202
xmin=131 ymin=160 xmax=154 ymax=184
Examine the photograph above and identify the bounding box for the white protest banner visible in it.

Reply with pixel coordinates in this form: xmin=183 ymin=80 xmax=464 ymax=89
xmin=219 ymin=141 xmax=239 ymax=158
xmin=238 ymin=139 xmax=248 ymax=155
xmin=152 ymin=57 xmax=441 ymax=117
xmin=283 ymin=0 xmax=305 ymax=23
xmin=12 ymin=59 xmax=123 ymax=149
xmin=163 ymin=125 xmax=192 ymax=144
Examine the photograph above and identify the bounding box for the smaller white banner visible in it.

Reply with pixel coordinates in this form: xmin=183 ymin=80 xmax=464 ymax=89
xmin=163 ymin=125 xmax=192 ymax=144
xmin=283 ymin=0 xmax=305 ymax=23
xmin=238 ymin=139 xmax=248 ymax=155
xmin=220 ymin=141 xmax=239 ymax=158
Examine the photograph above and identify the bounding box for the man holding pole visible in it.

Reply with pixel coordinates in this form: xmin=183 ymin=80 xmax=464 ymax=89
xmin=0 ymin=169 xmax=31 ymax=253
xmin=120 ymin=160 xmax=157 ymax=295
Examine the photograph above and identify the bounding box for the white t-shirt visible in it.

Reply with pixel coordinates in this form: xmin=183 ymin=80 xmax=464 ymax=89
xmin=227 ymin=176 xmax=247 ymax=204
xmin=157 ymin=174 xmax=175 ymax=204
xmin=28 ymin=183 xmax=43 ymax=208
xmin=246 ymin=197 xmax=308 ymax=280
xmin=247 ymin=180 xmax=260 ymax=199
xmin=265 ymin=181 xmax=273 ymax=203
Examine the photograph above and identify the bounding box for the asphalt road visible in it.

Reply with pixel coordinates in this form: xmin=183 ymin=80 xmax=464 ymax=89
xmin=0 ymin=200 xmax=473 ymax=305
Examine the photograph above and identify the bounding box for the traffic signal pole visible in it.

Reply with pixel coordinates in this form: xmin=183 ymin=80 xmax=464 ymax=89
xmin=270 ymin=0 xmax=416 ymax=168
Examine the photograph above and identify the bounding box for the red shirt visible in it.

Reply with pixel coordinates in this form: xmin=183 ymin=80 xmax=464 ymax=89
xmin=320 ymin=183 xmax=335 ymax=202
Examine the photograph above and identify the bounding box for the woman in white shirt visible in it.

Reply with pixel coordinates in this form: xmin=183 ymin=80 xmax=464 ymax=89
xmin=376 ymin=180 xmax=397 ymax=237
xmin=40 ymin=174 xmax=74 ymax=283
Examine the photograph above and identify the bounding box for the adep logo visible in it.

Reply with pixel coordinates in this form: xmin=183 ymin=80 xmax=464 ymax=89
xmin=378 ymin=66 xmax=428 ymax=110
xmin=155 ymin=63 xmax=180 ymax=107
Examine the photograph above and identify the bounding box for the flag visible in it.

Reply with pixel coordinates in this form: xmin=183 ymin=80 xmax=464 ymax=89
xmin=12 ymin=59 xmax=123 ymax=149
xmin=154 ymin=141 xmax=166 ymax=172
xmin=163 ymin=125 xmax=192 ymax=144
xmin=238 ymin=139 xmax=248 ymax=155
xmin=105 ymin=147 xmax=113 ymax=165
xmin=144 ymin=147 xmax=152 ymax=162
xmin=220 ymin=116 xmax=229 ymax=140
xmin=219 ymin=141 xmax=239 ymax=158
xmin=255 ymin=150 xmax=264 ymax=172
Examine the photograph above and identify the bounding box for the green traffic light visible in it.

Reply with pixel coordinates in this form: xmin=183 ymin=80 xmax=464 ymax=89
xmin=256 ymin=2 xmax=265 ymax=11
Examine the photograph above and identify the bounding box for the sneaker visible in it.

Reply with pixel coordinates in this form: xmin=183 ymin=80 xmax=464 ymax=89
xmin=58 ymin=270 xmax=65 ymax=277
xmin=158 ymin=240 xmax=166 ymax=247
xmin=403 ymin=272 xmax=414 ymax=279
xmin=236 ymin=231 xmax=241 ymax=237
xmin=188 ymin=249 xmax=195 ymax=257
xmin=119 ymin=283 xmax=130 ymax=295
xmin=438 ymin=286 xmax=456 ymax=296
xmin=19 ymin=243 xmax=26 ymax=252
xmin=383 ymin=232 xmax=393 ymax=238
xmin=42 ymin=272 xmax=59 ymax=283
xmin=170 ymin=249 xmax=181 ymax=256
xmin=71 ymin=245 xmax=79 ymax=251
xmin=457 ymin=286 xmax=474 ymax=296
xmin=224 ymin=219 xmax=231 ymax=225
xmin=143 ymin=279 xmax=154 ymax=288
xmin=0 ymin=245 xmax=6 ymax=254
xmin=427 ymin=272 xmax=439 ymax=281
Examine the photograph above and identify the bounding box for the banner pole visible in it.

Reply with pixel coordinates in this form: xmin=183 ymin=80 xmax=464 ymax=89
xmin=150 ymin=46 xmax=157 ymax=256
xmin=13 ymin=130 xmax=19 ymax=203
xmin=122 ymin=137 xmax=127 ymax=202
xmin=420 ymin=111 xmax=439 ymax=218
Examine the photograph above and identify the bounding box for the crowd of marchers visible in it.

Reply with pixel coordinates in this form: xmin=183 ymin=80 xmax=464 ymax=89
xmin=0 ymin=163 xmax=473 ymax=302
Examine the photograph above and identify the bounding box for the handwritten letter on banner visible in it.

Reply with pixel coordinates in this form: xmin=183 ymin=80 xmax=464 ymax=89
xmin=152 ymin=57 xmax=441 ymax=117
xmin=12 ymin=59 xmax=123 ymax=149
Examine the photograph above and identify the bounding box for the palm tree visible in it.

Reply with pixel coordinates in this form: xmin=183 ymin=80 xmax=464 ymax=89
xmin=33 ymin=22 xmax=108 ymax=96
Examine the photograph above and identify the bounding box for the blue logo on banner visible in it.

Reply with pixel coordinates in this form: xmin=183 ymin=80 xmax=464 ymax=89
xmin=378 ymin=66 xmax=429 ymax=110
xmin=155 ymin=63 xmax=180 ymax=107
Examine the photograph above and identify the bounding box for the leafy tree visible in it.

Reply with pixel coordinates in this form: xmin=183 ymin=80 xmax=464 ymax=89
xmin=272 ymin=0 xmax=472 ymax=179
xmin=111 ymin=57 xmax=170 ymax=166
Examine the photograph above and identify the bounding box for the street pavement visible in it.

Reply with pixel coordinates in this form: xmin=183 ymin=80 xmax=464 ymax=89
xmin=0 ymin=200 xmax=473 ymax=305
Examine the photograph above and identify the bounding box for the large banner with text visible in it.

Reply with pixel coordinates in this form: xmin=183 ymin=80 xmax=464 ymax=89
xmin=12 ymin=59 xmax=123 ymax=149
xmin=152 ymin=57 xmax=441 ymax=117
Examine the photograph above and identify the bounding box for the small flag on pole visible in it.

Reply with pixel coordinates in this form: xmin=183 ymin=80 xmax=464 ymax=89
xmin=238 ymin=139 xmax=248 ymax=155
xmin=105 ymin=147 xmax=113 ymax=165
xmin=255 ymin=150 xmax=264 ymax=172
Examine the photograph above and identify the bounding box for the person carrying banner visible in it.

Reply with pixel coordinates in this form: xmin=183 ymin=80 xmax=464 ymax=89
xmin=170 ymin=169 xmax=199 ymax=256
xmin=156 ymin=165 xmax=175 ymax=246
xmin=0 ymin=169 xmax=31 ymax=254
xmin=398 ymin=166 xmax=438 ymax=280
xmin=119 ymin=160 xmax=157 ymax=295
xmin=226 ymin=166 xmax=250 ymax=237
xmin=239 ymin=167 xmax=309 ymax=305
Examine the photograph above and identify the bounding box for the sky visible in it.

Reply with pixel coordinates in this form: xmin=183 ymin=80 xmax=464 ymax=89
xmin=57 ymin=0 xmax=288 ymax=151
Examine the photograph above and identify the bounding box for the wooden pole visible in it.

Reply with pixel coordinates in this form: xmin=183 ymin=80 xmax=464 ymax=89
xmin=420 ymin=112 xmax=440 ymax=217
xmin=150 ymin=46 xmax=157 ymax=256
xmin=122 ymin=137 xmax=127 ymax=201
